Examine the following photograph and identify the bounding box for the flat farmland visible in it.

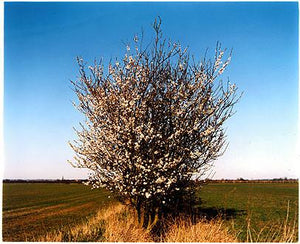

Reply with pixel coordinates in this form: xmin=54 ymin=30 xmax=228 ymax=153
xmin=2 ymin=183 xmax=116 ymax=241
xmin=198 ymin=182 xmax=298 ymax=241
xmin=2 ymin=182 xmax=298 ymax=242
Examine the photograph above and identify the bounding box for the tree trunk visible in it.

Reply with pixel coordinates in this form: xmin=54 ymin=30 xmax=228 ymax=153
xmin=146 ymin=207 xmax=159 ymax=233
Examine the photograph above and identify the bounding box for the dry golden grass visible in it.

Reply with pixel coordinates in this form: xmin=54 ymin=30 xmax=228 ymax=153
xmin=38 ymin=203 xmax=151 ymax=242
xmin=102 ymin=206 xmax=152 ymax=242
xmin=38 ymin=204 xmax=124 ymax=242
xmin=38 ymin=203 xmax=298 ymax=242
xmin=162 ymin=216 xmax=237 ymax=242
xmin=38 ymin=204 xmax=236 ymax=242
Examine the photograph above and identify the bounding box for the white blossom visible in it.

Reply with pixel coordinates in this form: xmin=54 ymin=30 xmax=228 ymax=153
xmin=70 ymin=22 xmax=239 ymax=220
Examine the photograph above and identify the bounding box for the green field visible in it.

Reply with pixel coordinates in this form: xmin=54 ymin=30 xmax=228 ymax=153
xmin=2 ymin=182 xmax=298 ymax=241
xmin=2 ymin=183 xmax=116 ymax=241
xmin=198 ymin=183 xmax=298 ymax=241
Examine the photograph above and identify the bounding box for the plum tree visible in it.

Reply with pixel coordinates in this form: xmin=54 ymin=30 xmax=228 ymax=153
xmin=69 ymin=18 xmax=240 ymax=230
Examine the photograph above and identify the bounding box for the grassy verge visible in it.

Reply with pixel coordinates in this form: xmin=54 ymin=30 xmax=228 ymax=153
xmin=38 ymin=203 xmax=297 ymax=242
xmin=37 ymin=203 xmax=237 ymax=242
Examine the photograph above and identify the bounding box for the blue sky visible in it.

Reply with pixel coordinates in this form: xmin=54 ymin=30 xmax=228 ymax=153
xmin=4 ymin=2 xmax=298 ymax=179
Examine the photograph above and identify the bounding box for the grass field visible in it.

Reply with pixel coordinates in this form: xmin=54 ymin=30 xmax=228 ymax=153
xmin=2 ymin=183 xmax=116 ymax=241
xmin=198 ymin=183 xmax=298 ymax=241
xmin=2 ymin=182 xmax=298 ymax=242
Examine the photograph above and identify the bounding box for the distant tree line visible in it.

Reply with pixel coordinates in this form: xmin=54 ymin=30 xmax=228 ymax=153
xmin=197 ymin=178 xmax=298 ymax=184
xmin=3 ymin=178 xmax=298 ymax=184
xmin=2 ymin=179 xmax=86 ymax=184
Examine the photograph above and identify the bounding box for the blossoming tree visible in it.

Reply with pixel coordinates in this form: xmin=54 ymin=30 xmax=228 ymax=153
xmin=69 ymin=18 xmax=240 ymax=230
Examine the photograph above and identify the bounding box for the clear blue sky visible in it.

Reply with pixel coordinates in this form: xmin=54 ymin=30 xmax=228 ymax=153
xmin=4 ymin=2 xmax=298 ymax=179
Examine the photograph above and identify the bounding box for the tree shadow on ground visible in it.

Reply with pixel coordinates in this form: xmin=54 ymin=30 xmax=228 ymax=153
xmin=167 ymin=196 xmax=247 ymax=223
xmin=152 ymin=200 xmax=246 ymax=240
xmin=186 ymin=196 xmax=247 ymax=223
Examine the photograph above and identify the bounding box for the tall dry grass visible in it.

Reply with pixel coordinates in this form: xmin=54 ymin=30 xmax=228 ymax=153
xmin=38 ymin=204 xmax=122 ymax=242
xmin=162 ymin=216 xmax=237 ymax=242
xmin=38 ymin=204 xmax=151 ymax=242
xmin=101 ymin=206 xmax=152 ymax=242
xmin=38 ymin=203 xmax=298 ymax=242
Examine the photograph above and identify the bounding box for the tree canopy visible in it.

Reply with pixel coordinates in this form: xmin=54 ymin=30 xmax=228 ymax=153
xmin=69 ymin=18 xmax=240 ymax=229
